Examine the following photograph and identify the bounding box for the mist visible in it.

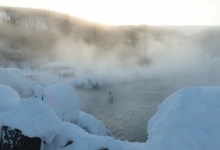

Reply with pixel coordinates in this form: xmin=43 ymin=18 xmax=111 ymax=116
xmin=50 ymin=26 xmax=220 ymax=90
xmin=1 ymin=6 xmax=220 ymax=142
xmin=1 ymin=7 xmax=220 ymax=89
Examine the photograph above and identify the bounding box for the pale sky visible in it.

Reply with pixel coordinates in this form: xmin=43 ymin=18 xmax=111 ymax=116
xmin=0 ymin=0 xmax=219 ymax=25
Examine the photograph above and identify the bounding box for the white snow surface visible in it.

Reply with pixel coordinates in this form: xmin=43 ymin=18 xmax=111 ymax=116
xmin=45 ymin=122 xmax=145 ymax=150
xmin=0 ymin=97 xmax=62 ymax=144
xmin=0 ymin=67 xmax=32 ymax=97
xmin=0 ymin=85 xmax=20 ymax=113
xmin=44 ymin=83 xmax=79 ymax=122
xmin=146 ymin=86 xmax=220 ymax=150
xmin=75 ymin=111 xmax=113 ymax=137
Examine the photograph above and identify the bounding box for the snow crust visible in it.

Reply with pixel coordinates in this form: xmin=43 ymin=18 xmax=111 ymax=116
xmin=0 ymin=97 xmax=62 ymax=144
xmin=0 ymin=85 xmax=20 ymax=113
xmin=0 ymin=68 xmax=32 ymax=97
xmin=146 ymin=86 xmax=220 ymax=150
xmin=75 ymin=111 xmax=113 ymax=137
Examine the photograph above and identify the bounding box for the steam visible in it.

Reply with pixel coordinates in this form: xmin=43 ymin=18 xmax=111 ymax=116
xmin=1 ymin=7 xmax=220 ymax=89
xmin=49 ymin=26 xmax=220 ymax=89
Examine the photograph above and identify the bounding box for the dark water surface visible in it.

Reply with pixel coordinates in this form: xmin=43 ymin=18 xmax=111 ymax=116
xmin=76 ymin=80 xmax=176 ymax=142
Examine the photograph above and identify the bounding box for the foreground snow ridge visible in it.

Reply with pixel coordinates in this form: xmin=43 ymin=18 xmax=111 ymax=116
xmin=0 ymin=84 xmax=145 ymax=149
xmin=146 ymin=86 xmax=220 ymax=150
xmin=2 ymin=82 xmax=220 ymax=149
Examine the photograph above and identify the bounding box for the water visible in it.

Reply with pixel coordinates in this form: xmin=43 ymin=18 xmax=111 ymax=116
xmin=75 ymin=80 xmax=176 ymax=142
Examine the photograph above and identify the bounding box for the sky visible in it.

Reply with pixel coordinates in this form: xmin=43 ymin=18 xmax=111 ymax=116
xmin=0 ymin=0 xmax=219 ymax=25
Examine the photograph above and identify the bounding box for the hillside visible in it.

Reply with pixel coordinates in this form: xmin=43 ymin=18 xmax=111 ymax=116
xmin=0 ymin=6 xmax=220 ymax=70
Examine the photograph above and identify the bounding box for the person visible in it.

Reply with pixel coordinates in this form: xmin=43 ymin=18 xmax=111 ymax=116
xmin=108 ymin=92 xmax=113 ymax=104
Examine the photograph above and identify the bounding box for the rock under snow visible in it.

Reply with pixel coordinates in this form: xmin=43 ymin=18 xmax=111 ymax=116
xmin=75 ymin=111 xmax=113 ymax=137
xmin=45 ymin=122 xmax=145 ymax=150
xmin=146 ymin=86 xmax=220 ymax=150
xmin=0 ymin=67 xmax=32 ymax=97
xmin=0 ymin=97 xmax=62 ymax=144
xmin=44 ymin=83 xmax=79 ymax=122
xmin=0 ymin=85 xmax=20 ymax=113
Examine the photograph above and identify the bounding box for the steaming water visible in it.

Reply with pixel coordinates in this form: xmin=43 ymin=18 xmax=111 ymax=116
xmin=76 ymin=80 xmax=176 ymax=142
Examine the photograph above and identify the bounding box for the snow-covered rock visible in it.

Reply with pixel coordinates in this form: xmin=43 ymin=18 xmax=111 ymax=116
xmin=44 ymin=83 xmax=79 ymax=122
xmin=75 ymin=111 xmax=113 ymax=137
xmin=0 ymin=85 xmax=20 ymax=113
xmin=0 ymin=68 xmax=32 ymax=97
xmin=0 ymin=97 xmax=62 ymax=144
xmin=45 ymin=122 xmax=145 ymax=150
xmin=146 ymin=86 xmax=220 ymax=150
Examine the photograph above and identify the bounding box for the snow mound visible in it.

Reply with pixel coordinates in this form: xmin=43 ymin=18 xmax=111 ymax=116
xmin=44 ymin=83 xmax=79 ymax=122
xmin=34 ymin=84 xmax=45 ymax=100
xmin=0 ymin=85 xmax=20 ymax=113
xmin=146 ymin=86 xmax=220 ymax=150
xmin=0 ymin=97 xmax=62 ymax=144
xmin=0 ymin=68 xmax=32 ymax=97
xmin=45 ymin=122 xmax=145 ymax=150
xmin=75 ymin=111 xmax=113 ymax=137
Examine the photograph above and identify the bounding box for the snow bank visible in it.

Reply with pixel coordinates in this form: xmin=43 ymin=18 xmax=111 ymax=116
xmin=0 ymin=68 xmax=32 ymax=97
xmin=146 ymin=86 xmax=220 ymax=150
xmin=0 ymin=85 xmax=20 ymax=113
xmin=75 ymin=111 xmax=113 ymax=137
xmin=0 ymin=97 xmax=62 ymax=144
xmin=45 ymin=122 xmax=145 ymax=150
xmin=44 ymin=83 xmax=79 ymax=122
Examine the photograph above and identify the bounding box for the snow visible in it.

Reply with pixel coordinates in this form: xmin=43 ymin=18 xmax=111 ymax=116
xmin=0 ymin=85 xmax=20 ymax=113
xmin=43 ymin=83 xmax=79 ymax=122
xmin=45 ymin=122 xmax=145 ymax=150
xmin=34 ymin=84 xmax=45 ymax=100
xmin=146 ymin=86 xmax=220 ymax=150
xmin=75 ymin=111 xmax=113 ymax=137
xmin=0 ymin=97 xmax=62 ymax=144
xmin=7 ymin=65 xmax=220 ymax=149
xmin=0 ymin=67 xmax=32 ymax=97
